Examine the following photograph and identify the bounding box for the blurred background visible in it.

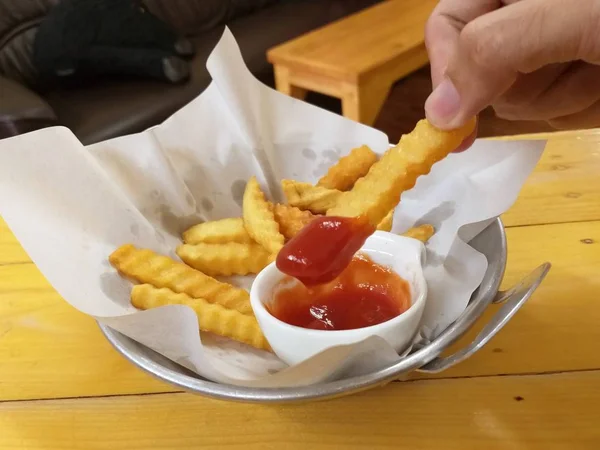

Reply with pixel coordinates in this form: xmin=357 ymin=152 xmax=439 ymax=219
xmin=0 ymin=0 xmax=552 ymax=144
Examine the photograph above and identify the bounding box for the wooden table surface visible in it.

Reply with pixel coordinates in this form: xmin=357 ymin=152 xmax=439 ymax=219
xmin=1 ymin=129 xmax=600 ymax=449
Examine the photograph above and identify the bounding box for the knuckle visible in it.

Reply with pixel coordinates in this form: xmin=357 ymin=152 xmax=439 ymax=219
xmin=424 ymin=17 xmax=437 ymax=48
xmin=460 ymin=21 xmax=503 ymax=69
xmin=424 ymin=14 xmax=447 ymax=52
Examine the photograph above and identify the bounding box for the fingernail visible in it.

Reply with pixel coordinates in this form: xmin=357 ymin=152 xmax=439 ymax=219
xmin=425 ymin=77 xmax=461 ymax=128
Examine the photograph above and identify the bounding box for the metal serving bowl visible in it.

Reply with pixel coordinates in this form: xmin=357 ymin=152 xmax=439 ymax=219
xmin=99 ymin=218 xmax=550 ymax=403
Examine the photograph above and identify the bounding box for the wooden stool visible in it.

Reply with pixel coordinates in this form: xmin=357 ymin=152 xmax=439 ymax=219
xmin=267 ymin=0 xmax=437 ymax=126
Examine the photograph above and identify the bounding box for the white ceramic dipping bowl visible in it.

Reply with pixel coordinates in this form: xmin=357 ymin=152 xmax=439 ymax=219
xmin=250 ymin=231 xmax=428 ymax=365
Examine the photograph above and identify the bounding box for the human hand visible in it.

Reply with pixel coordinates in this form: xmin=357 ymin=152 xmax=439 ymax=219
xmin=424 ymin=0 xmax=600 ymax=142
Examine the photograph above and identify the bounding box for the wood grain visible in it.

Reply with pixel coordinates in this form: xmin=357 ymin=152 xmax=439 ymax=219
xmin=1 ymin=129 xmax=598 ymax=405
xmin=0 ymin=220 xmax=598 ymax=401
xmin=273 ymin=66 xmax=308 ymax=100
xmin=501 ymin=131 xmax=600 ymax=227
xmin=412 ymin=219 xmax=600 ymax=380
xmin=0 ymin=263 xmax=174 ymax=401
xmin=1 ymin=371 xmax=599 ymax=450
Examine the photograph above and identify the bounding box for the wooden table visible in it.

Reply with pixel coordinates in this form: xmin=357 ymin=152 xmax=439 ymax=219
xmin=267 ymin=0 xmax=436 ymax=125
xmin=1 ymin=129 xmax=600 ymax=448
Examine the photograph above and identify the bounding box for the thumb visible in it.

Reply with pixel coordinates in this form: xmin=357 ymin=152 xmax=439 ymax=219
xmin=425 ymin=0 xmax=600 ymax=129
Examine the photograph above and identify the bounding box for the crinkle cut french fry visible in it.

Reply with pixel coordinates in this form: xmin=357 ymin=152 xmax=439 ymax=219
xmin=109 ymin=244 xmax=253 ymax=315
xmin=131 ymin=284 xmax=271 ymax=351
xmin=327 ymin=118 xmax=476 ymax=226
xmin=317 ymin=144 xmax=378 ymax=191
xmin=376 ymin=209 xmax=394 ymax=232
xmin=242 ymin=177 xmax=284 ymax=254
xmin=272 ymin=203 xmax=318 ymax=240
xmin=401 ymin=224 xmax=435 ymax=243
xmin=281 ymin=179 xmax=343 ymax=214
xmin=183 ymin=218 xmax=252 ymax=244
xmin=177 ymin=242 xmax=271 ymax=277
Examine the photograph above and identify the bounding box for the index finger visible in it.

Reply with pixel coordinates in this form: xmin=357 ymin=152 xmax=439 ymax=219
xmin=425 ymin=0 xmax=502 ymax=87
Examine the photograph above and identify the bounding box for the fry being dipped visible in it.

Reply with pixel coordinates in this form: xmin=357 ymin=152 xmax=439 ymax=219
xmin=276 ymin=118 xmax=476 ymax=285
xmin=327 ymin=119 xmax=476 ymax=225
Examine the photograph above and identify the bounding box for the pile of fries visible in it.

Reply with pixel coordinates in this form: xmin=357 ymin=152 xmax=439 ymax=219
xmin=109 ymin=118 xmax=475 ymax=352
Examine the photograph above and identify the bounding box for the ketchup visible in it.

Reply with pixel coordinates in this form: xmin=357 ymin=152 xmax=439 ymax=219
xmin=275 ymin=215 xmax=375 ymax=286
xmin=269 ymin=254 xmax=410 ymax=330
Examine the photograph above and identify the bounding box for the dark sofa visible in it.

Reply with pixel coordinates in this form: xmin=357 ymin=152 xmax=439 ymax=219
xmin=0 ymin=0 xmax=380 ymax=144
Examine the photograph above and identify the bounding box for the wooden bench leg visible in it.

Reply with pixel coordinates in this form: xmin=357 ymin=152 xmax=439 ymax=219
xmin=341 ymin=79 xmax=392 ymax=126
xmin=274 ymin=66 xmax=308 ymax=100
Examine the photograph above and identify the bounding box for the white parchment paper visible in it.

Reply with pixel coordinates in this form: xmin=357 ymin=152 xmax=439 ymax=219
xmin=0 ymin=28 xmax=545 ymax=387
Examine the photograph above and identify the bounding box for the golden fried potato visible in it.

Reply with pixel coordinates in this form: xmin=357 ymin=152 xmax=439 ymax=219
xmin=183 ymin=218 xmax=252 ymax=244
xmin=177 ymin=242 xmax=271 ymax=277
xmin=401 ymin=224 xmax=435 ymax=243
xmin=109 ymin=244 xmax=252 ymax=315
xmin=281 ymin=179 xmax=343 ymax=214
xmin=272 ymin=203 xmax=318 ymax=240
xmin=327 ymin=118 xmax=476 ymax=226
xmin=317 ymin=145 xmax=378 ymax=191
xmin=131 ymin=284 xmax=270 ymax=351
xmin=242 ymin=177 xmax=284 ymax=254
xmin=376 ymin=209 xmax=394 ymax=232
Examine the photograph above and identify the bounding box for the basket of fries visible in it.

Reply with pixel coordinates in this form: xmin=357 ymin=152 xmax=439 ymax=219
xmin=0 ymin=29 xmax=550 ymax=403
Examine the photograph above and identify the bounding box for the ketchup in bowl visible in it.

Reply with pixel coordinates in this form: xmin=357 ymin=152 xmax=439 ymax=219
xmin=269 ymin=253 xmax=411 ymax=331
xmin=275 ymin=215 xmax=375 ymax=286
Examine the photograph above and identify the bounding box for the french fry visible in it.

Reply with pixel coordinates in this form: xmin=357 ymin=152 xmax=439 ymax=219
xmin=272 ymin=203 xmax=318 ymax=240
xmin=131 ymin=284 xmax=270 ymax=351
xmin=109 ymin=244 xmax=253 ymax=315
xmin=183 ymin=218 xmax=252 ymax=244
xmin=317 ymin=145 xmax=378 ymax=191
xmin=242 ymin=177 xmax=284 ymax=254
xmin=327 ymin=118 xmax=476 ymax=226
xmin=281 ymin=179 xmax=343 ymax=214
xmin=376 ymin=209 xmax=394 ymax=232
xmin=177 ymin=242 xmax=272 ymax=277
xmin=401 ymin=224 xmax=435 ymax=243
